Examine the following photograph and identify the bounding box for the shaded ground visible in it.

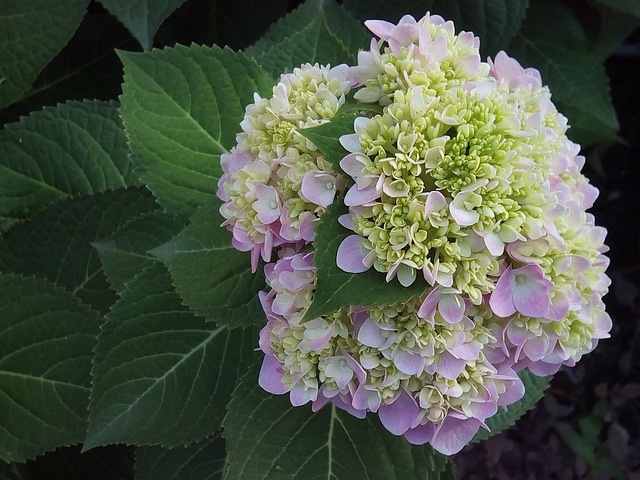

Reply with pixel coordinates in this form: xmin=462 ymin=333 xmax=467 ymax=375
xmin=453 ymin=32 xmax=640 ymax=480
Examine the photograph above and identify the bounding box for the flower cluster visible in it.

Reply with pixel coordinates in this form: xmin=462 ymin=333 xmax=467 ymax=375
xmin=218 ymin=63 xmax=352 ymax=270
xmin=217 ymin=13 xmax=611 ymax=456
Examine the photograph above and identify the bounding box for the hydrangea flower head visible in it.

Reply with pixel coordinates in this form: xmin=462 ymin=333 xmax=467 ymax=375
xmin=217 ymin=12 xmax=611 ymax=458
xmin=218 ymin=63 xmax=352 ymax=270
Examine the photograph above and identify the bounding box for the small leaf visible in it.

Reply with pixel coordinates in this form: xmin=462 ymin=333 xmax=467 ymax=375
xmin=136 ymin=436 xmax=226 ymax=480
xmin=508 ymin=0 xmax=619 ymax=146
xmin=94 ymin=210 xmax=186 ymax=292
xmin=0 ymin=274 xmax=100 ymax=463
xmin=0 ymin=188 xmax=157 ymax=314
xmin=299 ymin=104 xmax=382 ymax=171
xmin=86 ymin=263 xmax=258 ymax=449
xmin=152 ymin=200 xmax=266 ymax=329
xmin=305 ymin=201 xmax=427 ymax=320
xmin=99 ymin=0 xmax=188 ymax=50
xmin=118 ymin=44 xmax=274 ymax=217
xmin=222 ymin=365 xmax=447 ymax=480
xmin=0 ymin=0 xmax=89 ymax=109
xmin=0 ymin=100 xmax=137 ymax=221
xmin=246 ymin=0 xmax=370 ymax=78
xmin=472 ymin=369 xmax=550 ymax=443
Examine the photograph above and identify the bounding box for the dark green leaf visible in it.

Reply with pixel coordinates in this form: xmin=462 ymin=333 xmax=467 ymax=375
xmin=94 ymin=210 xmax=185 ymax=293
xmin=343 ymin=0 xmax=529 ymax=58
xmin=151 ymin=200 xmax=266 ymax=329
xmin=508 ymin=0 xmax=619 ymax=146
xmin=299 ymin=104 xmax=382 ymax=172
xmin=0 ymin=0 xmax=89 ymax=109
xmin=0 ymin=100 xmax=137 ymax=222
xmin=223 ymin=365 xmax=447 ymax=480
xmin=136 ymin=436 xmax=226 ymax=480
xmin=86 ymin=263 xmax=258 ymax=449
xmin=0 ymin=274 xmax=100 ymax=463
xmin=591 ymin=3 xmax=640 ymax=60
xmin=246 ymin=0 xmax=370 ymax=77
xmin=305 ymin=201 xmax=427 ymax=320
xmin=118 ymin=44 xmax=274 ymax=217
xmin=0 ymin=10 xmax=136 ymax=126
xmin=0 ymin=188 xmax=157 ymax=314
xmin=594 ymin=0 xmax=640 ymax=17
xmin=472 ymin=369 xmax=551 ymax=443
xmin=99 ymin=0 xmax=188 ymax=50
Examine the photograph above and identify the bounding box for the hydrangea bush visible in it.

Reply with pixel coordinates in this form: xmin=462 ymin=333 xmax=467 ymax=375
xmin=0 ymin=0 xmax=630 ymax=478
xmin=217 ymin=13 xmax=611 ymax=455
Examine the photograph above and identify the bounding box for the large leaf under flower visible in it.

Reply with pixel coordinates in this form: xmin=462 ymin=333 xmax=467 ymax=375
xmin=223 ymin=365 xmax=449 ymax=480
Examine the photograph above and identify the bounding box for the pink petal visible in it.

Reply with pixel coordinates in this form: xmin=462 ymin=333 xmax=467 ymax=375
xmin=301 ymin=171 xmax=336 ymax=208
xmin=336 ymin=235 xmax=370 ymax=273
xmin=439 ymin=293 xmax=465 ymax=324
xmin=394 ymin=350 xmax=425 ymax=375
xmin=258 ymin=355 xmax=287 ymax=394
xmin=378 ymin=389 xmax=419 ymax=435
xmin=512 ymin=265 xmax=552 ymax=318
xmin=357 ymin=317 xmax=387 ymax=349
xmin=404 ymin=423 xmax=435 ymax=445
xmin=436 ymin=351 xmax=467 ymax=380
xmin=489 ymin=266 xmax=517 ymax=317
xmin=290 ymin=381 xmax=317 ymax=406
xmin=364 ymin=19 xmax=395 ymax=39
xmin=430 ymin=416 xmax=483 ymax=455
xmin=344 ymin=183 xmax=380 ymax=206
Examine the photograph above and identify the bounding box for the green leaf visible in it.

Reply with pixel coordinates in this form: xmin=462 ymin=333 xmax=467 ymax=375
xmin=472 ymin=369 xmax=551 ymax=443
xmin=21 ymin=445 xmax=135 ymax=480
xmin=99 ymin=0 xmax=188 ymax=50
xmin=0 ymin=10 xmax=136 ymax=126
xmin=0 ymin=274 xmax=100 ymax=463
xmin=136 ymin=436 xmax=226 ymax=480
xmin=0 ymin=100 xmax=137 ymax=222
xmin=94 ymin=210 xmax=186 ymax=293
xmin=245 ymin=0 xmax=370 ymax=78
xmin=508 ymin=0 xmax=619 ymax=146
xmin=305 ymin=201 xmax=427 ymax=320
xmin=591 ymin=3 xmax=640 ymax=60
xmin=118 ymin=44 xmax=274 ymax=217
xmin=594 ymin=0 xmax=640 ymax=17
xmin=343 ymin=0 xmax=529 ymax=58
xmin=86 ymin=263 xmax=258 ymax=450
xmin=222 ymin=365 xmax=447 ymax=480
xmin=0 ymin=188 xmax=157 ymax=314
xmin=299 ymin=104 xmax=382 ymax=171
xmin=0 ymin=0 xmax=89 ymax=110
xmin=152 ymin=200 xmax=266 ymax=329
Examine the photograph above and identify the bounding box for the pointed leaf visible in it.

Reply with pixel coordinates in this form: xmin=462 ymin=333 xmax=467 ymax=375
xmin=472 ymin=369 xmax=550 ymax=443
xmin=305 ymin=201 xmax=426 ymax=320
xmin=0 ymin=188 xmax=157 ymax=314
xmin=343 ymin=0 xmax=529 ymax=57
xmin=245 ymin=0 xmax=370 ymax=78
xmin=1 ymin=11 xmax=135 ymax=125
xmin=299 ymin=104 xmax=382 ymax=172
xmin=99 ymin=0 xmax=188 ymax=50
xmin=0 ymin=274 xmax=100 ymax=463
xmin=0 ymin=100 xmax=137 ymax=221
xmin=152 ymin=200 xmax=265 ymax=329
xmin=223 ymin=365 xmax=447 ymax=480
xmin=0 ymin=0 xmax=89 ymax=109
xmin=136 ymin=436 xmax=225 ymax=480
xmin=508 ymin=0 xmax=619 ymax=146
xmin=86 ymin=263 xmax=258 ymax=449
xmin=94 ymin=210 xmax=186 ymax=292
xmin=118 ymin=44 xmax=274 ymax=217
